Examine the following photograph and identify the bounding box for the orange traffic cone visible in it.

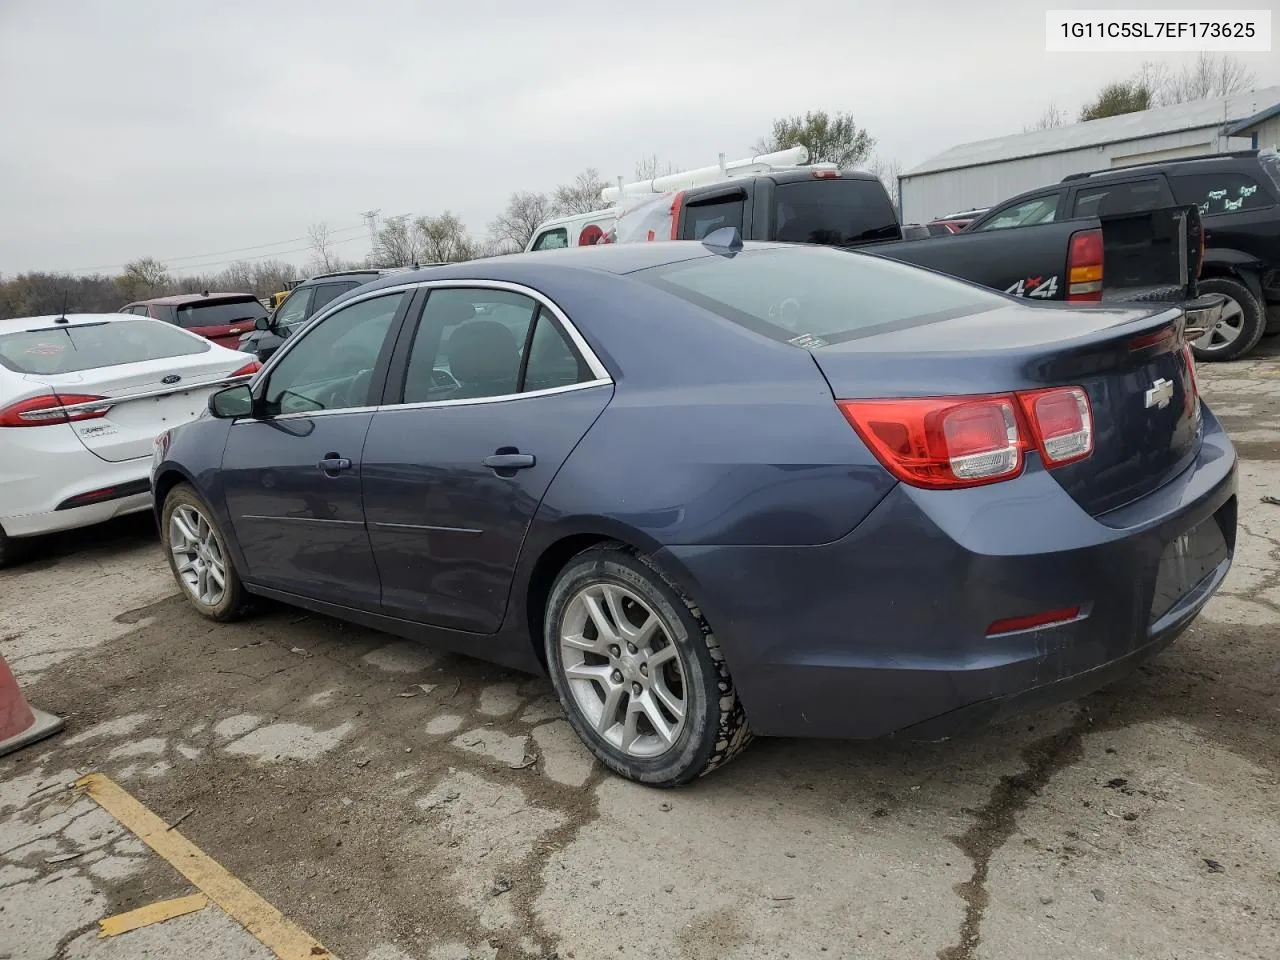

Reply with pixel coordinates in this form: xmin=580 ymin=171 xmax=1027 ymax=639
xmin=0 ymin=652 xmax=64 ymax=758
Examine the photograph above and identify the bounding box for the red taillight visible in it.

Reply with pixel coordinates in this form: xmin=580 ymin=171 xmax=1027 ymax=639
xmin=0 ymin=394 xmax=112 ymax=428
xmin=839 ymin=386 xmax=1095 ymax=489
xmin=668 ymin=191 xmax=684 ymax=240
xmin=1181 ymin=343 xmax=1201 ymax=418
xmin=1018 ymin=386 xmax=1093 ymax=466
xmin=231 ymin=361 xmax=261 ymax=378
xmin=810 ymin=169 xmax=840 ymax=179
xmin=1127 ymin=326 xmax=1176 ymax=352
xmin=838 ymin=395 xmax=1023 ymax=489
xmin=987 ymin=606 xmax=1081 ymax=636
xmin=1067 ymin=228 xmax=1103 ymax=302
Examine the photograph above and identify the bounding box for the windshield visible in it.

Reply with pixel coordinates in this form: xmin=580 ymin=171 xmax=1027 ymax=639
xmin=175 ymin=298 xmax=268 ymax=329
xmin=635 ymin=246 xmax=1006 ymax=346
xmin=0 ymin=319 xmax=210 ymax=374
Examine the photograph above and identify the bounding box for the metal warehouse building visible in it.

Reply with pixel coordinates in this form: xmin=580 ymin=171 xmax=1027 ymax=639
xmin=900 ymin=85 xmax=1280 ymax=225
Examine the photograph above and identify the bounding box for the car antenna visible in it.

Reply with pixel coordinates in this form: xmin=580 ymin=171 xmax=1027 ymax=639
xmin=701 ymin=226 xmax=743 ymax=256
xmin=55 ymin=289 xmax=70 ymax=324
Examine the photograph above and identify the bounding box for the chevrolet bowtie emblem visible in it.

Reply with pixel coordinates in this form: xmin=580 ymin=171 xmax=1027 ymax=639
xmin=1144 ymin=378 xmax=1174 ymax=409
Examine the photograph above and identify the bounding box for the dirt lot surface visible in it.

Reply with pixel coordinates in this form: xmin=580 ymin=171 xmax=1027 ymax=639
xmin=3 ymin=341 xmax=1279 ymax=960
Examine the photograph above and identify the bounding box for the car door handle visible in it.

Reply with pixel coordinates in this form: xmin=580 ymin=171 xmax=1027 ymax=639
xmin=318 ymin=456 xmax=352 ymax=474
xmin=482 ymin=453 xmax=535 ymax=470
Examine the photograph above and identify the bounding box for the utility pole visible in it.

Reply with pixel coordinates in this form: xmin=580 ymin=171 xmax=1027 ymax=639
xmin=360 ymin=209 xmax=380 ymax=262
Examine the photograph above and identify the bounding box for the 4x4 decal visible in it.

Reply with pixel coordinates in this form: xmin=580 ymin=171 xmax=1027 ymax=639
xmin=1004 ymin=275 xmax=1060 ymax=299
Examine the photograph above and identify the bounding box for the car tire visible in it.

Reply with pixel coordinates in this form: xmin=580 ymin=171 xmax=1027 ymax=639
xmin=1191 ymin=277 xmax=1267 ymax=362
xmin=544 ymin=543 xmax=753 ymax=787
xmin=161 ymin=484 xmax=250 ymax=622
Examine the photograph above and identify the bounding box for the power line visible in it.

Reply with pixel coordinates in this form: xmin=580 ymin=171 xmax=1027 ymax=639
xmin=66 ymin=219 xmax=374 ymax=274
xmin=167 ymin=233 xmax=371 ymax=273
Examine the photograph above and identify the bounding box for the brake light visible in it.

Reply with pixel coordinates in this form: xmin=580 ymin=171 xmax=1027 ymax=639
xmin=839 ymin=386 xmax=1096 ymax=489
xmin=1018 ymin=387 xmax=1093 ymax=466
xmin=230 ymin=361 xmax=261 ymax=378
xmin=0 ymin=394 xmax=112 ymax=428
xmin=1128 ymin=325 xmax=1176 ymax=352
xmin=1066 ymin=228 xmax=1103 ymax=302
xmin=1181 ymin=343 xmax=1200 ymax=418
xmin=669 ymin=191 xmax=684 ymax=240
xmin=810 ymin=169 xmax=840 ymax=179
xmin=838 ymin=395 xmax=1023 ymax=489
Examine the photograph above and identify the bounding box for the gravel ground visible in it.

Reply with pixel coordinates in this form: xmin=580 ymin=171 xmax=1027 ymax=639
xmin=2 ymin=340 xmax=1278 ymax=960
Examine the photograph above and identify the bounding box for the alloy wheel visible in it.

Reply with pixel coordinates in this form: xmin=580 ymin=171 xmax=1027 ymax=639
xmin=1193 ymin=295 xmax=1245 ymax=354
xmin=169 ymin=504 xmax=227 ymax=607
xmin=558 ymin=582 xmax=687 ymax=758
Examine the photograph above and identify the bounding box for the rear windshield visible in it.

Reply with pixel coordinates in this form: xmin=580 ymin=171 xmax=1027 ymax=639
xmin=635 ymin=246 xmax=1006 ymax=346
xmin=174 ymin=298 xmax=268 ymax=330
xmin=1259 ymin=153 xmax=1280 ymax=195
xmin=0 ymin=319 xmax=210 ymax=375
xmin=774 ymin=179 xmax=901 ymax=246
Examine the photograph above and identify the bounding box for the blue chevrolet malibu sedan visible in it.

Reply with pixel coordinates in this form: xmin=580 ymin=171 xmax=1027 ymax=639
xmin=150 ymin=240 xmax=1236 ymax=786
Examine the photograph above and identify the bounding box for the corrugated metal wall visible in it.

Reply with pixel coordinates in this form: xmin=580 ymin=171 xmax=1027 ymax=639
xmin=1252 ymin=117 xmax=1280 ymax=152
xmin=900 ymin=125 xmax=1235 ymax=224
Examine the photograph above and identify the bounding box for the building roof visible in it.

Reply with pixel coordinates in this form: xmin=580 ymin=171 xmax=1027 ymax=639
xmin=904 ymin=85 xmax=1280 ymax=178
xmin=1225 ymin=99 xmax=1280 ymax=136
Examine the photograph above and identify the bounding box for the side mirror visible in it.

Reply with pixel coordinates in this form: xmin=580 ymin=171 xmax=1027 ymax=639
xmin=254 ymin=316 xmax=271 ymax=331
xmin=209 ymin=384 xmax=254 ymax=419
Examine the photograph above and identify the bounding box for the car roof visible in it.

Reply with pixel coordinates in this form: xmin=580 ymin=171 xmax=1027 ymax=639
xmin=0 ymin=312 xmax=140 ymax=334
xmin=357 ymin=240 xmax=795 ymax=294
xmin=132 ymin=292 xmax=260 ymax=305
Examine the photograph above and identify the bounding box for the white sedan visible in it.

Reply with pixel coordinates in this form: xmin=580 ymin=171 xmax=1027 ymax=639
xmin=0 ymin=313 xmax=260 ymax=565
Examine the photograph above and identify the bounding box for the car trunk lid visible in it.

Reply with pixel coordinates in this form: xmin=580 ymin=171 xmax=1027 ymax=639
xmin=809 ymin=300 xmax=1201 ymax=517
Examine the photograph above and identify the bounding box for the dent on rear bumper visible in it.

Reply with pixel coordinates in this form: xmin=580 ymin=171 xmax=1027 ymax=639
xmin=659 ymin=421 xmax=1237 ymax=741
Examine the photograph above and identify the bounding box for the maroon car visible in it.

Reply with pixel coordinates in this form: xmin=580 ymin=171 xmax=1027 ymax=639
xmin=121 ymin=293 xmax=268 ymax=348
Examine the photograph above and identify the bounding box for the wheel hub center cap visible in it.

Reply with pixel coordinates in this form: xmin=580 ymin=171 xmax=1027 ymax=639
xmin=618 ymin=652 xmax=644 ymax=683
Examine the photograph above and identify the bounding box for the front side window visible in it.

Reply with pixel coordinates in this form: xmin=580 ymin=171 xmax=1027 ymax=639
xmin=0 ymin=319 xmax=208 ymax=375
xmin=271 ymin=287 xmax=314 ymax=331
xmin=174 ymin=298 xmax=268 ymax=330
xmin=1171 ymin=171 xmax=1275 ymax=215
xmin=400 ymin=288 xmax=589 ymax=404
xmin=975 ymin=196 xmax=1059 ymax=231
xmin=637 ymin=246 xmax=1006 ymax=346
xmin=532 ymin=229 xmax=568 ymax=251
xmin=309 ymin=281 xmax=361 ymax=315
xmin=262 ymin=293 xmax=403 ymax=415
xmin=1071 ymin=178 xmax=1171 ymax=218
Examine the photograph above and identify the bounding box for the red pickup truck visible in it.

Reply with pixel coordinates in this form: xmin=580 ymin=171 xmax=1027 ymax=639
xmin=120 ymin=292 xmax=268 ymax=349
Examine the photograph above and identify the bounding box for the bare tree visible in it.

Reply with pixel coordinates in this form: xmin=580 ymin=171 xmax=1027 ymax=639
xmin=1024 ymin=103 xmax=1068 ymax=132
xmin=634 ymin=154 xmax=682 ymax=180
xmin=1156 ymin=53 xmax=1256 ymax=104
xmin=867 ymin=156 xmax=903 ymax=211
xmin=551 ymin=168 xmax=608 ymax=216
xmin=489 ymin=191 xmax=552 ymax=252
xmin=116 ymin=257 xmax=170 ymax=301
xmin=371 ymin=215 xmax=424 ymax=267
xmin=307 ymin=222 xmax=336 ymax=272
xmin=416 ymin=212 xmax=475 ymax=263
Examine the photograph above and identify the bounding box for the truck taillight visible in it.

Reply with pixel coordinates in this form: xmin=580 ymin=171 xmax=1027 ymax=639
xmin=1066 ymin=228 xmax=1103 ymax=302
xmin=838 ymin=387 xmax=1095 ymax=490
xmin=0 ymin=394 xmax=112 ymax=428
xmin=669 ymin=191 xmax=684 ymax=240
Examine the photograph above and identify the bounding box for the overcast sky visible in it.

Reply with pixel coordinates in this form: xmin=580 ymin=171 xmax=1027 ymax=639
xmin=1 ymin=0 xmax=1276 ymax=275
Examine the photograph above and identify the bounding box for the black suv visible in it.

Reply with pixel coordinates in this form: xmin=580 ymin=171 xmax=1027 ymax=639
xmin=965 ymin=150 xmax=1280 ymax=361
xmin=238 ymin=268 xmax=416 ymax=361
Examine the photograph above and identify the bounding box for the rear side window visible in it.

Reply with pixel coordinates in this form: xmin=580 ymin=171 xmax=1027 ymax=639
xmin=774 ymin=180 xmax=900 ymax=245
xmin=532 ymin=229 xmax=568 ymax=251
xmin=1171 ymin=171 xmax=1275 ymax=215
xmin=637 ymin=247 xmax=1005 ymax=346
xmin=310 ymin=281 xmax=360 ymax=314
xmin=976 ymin=196 xmax=1059 ymax=231
xmin=1071 ymin=178 xmax=1171 ymax=218
xmin=0 ymin=320 xmax=209 ymax=375
xmin=174 ymin=298 xmax=267 ymax=329
xmin=685 ymin=196 xmax=744 ymax=239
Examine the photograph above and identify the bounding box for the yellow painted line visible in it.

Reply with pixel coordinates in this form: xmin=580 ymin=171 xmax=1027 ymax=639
xmin=99 ymin=893 xmax=209 ymax=938
xmin=75 ymin=774 xmax=336 ymax=960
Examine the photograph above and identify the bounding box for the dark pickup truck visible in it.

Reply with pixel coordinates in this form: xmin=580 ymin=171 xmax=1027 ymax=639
xmin=609 ymin=169 xmax=1225 ymax=355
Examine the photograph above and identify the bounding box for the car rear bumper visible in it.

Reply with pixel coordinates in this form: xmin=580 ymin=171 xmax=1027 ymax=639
xmin=1 ymin=442 xmax=154 ymax=538
xmin=657 ymin=412 xmax=1237 ymax=740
